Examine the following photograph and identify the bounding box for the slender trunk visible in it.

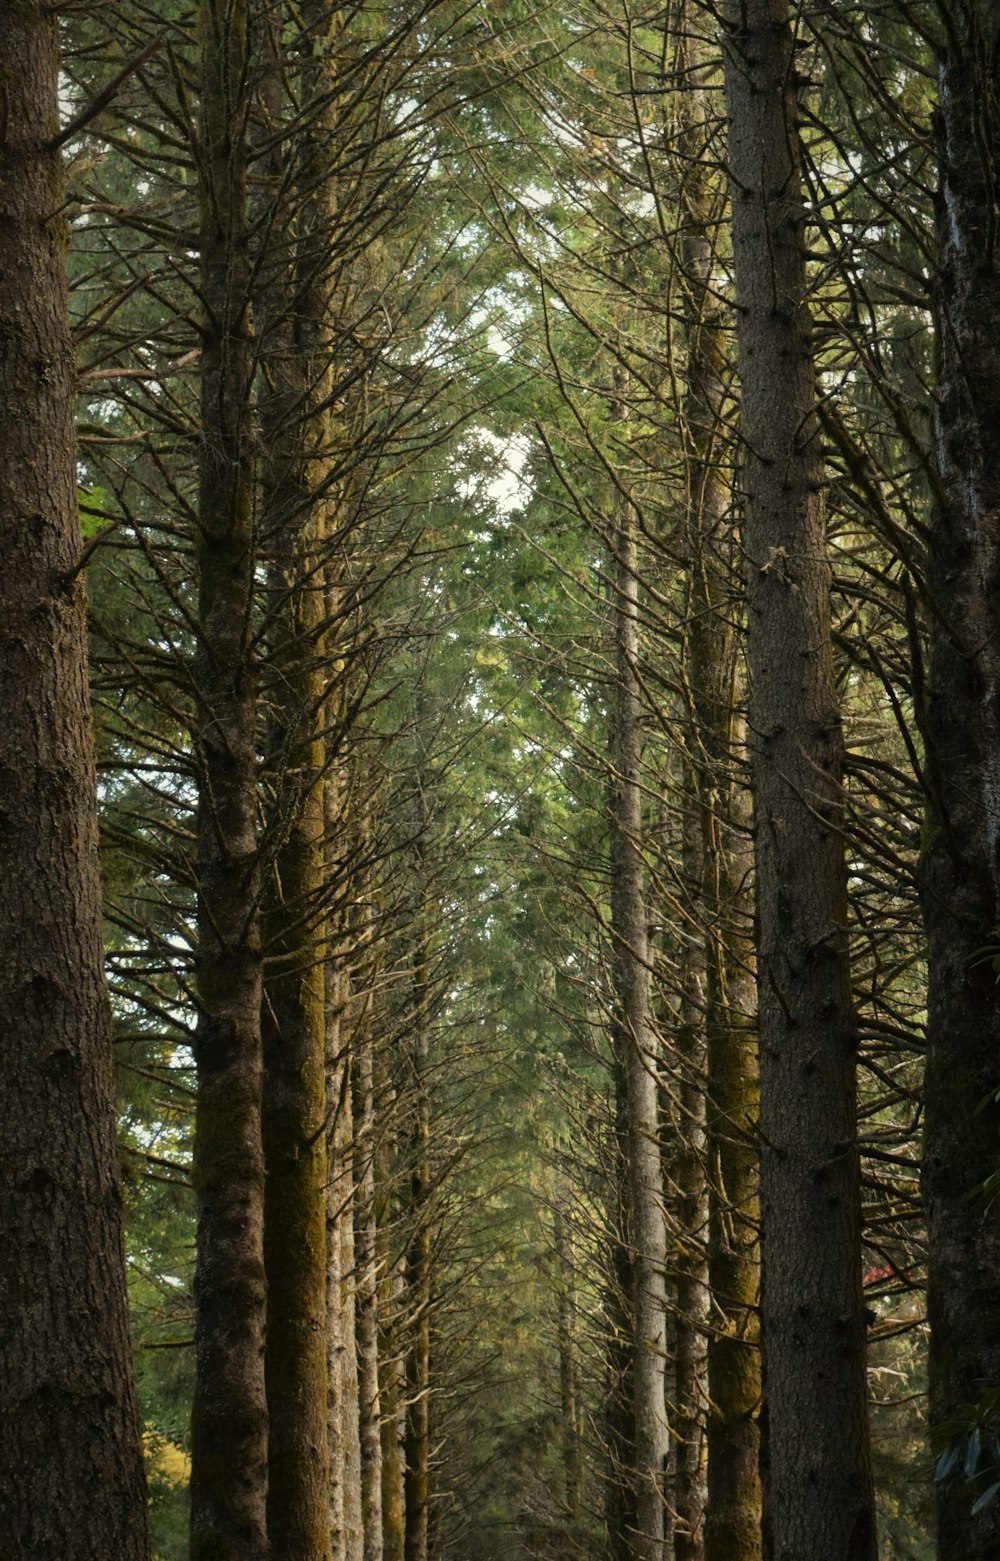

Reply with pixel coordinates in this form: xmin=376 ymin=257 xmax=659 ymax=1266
xmin=677 ymin=30 xmax=761 ymax=1561
xmin=324 ymin=551 xmax=363 ymax=1561
xmin=255 ymin=11 xmax=338 ymax=1551
xmin=720 ymin=4 xmax=877 ymax=1557
xmin=671 ymin=775 xmax=709 ymax=1561
xmin=377 ymin=1056 xmax=407 ymax=1561
xmin=404 ymin=970 xmax=433 ymax=1561
xmin=189 ymin=0 xmax=269 ymax=1551
xmin=328 ymin=952 xmax=365 ymax=1561
xmin=605 ymin=1062 xmax=637 ymax=1561
xmin=379 ymin=1277 xmax=407 ymax=1561
xmin=924 ymin=9 xmax=1000 ymax=1556
xmin=327 ymin=968 xmax=347 ymax=1557
xmin=354 ymin=947 xmax=386 ymax=1561
xmin=555 ymin=1187 xmax=585 ymax=1519
xmin=610 ymin=508 xmax=670 ymax=1560
xmin=0 ymin=10 xmax=149 ymax=1555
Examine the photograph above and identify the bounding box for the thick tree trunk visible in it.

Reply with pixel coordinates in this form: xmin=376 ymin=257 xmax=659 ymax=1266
xmin=677 ymin=33 xmax=762 ymax=1561
xmin=720 ymin=4 xmax=877 ymax=1558
xmin=254 ymin=10 xmax=341 ymax=1551
xmin=610 ymin=510 xmax=670 ymax=1561
xmin=0 ymin=11 xmax=150 ymax=1556
xmin=189 ymin=0 xmax=269 ymax=1552
xmin=924 ymin=9 xmax=1000 ymax=1556
xmin=257 ymin=569 xmax=335 ymax=1509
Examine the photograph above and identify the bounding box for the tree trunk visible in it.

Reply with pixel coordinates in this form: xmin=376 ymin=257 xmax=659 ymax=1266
xmin=677 ymin=29 xmax=762 ymax=1561
xmin=604 ymin=1061 xmax=638 ymax=1561
xmin=377 ymin=1053 xmax=407 ymax=1561
xmin=671 ymin=774 xmax=710 ymax=1561
xmin=403 ymin=960 xmax=433 ymax=1561
xmin=328 ymin=953 xmax=365 ymax=1561
xmin=0 ymin=10 xmax=150 ymax=1556
xmin=353 ymin=943 xmax=386 ymax=1561
xmin=254 ymin=13 xmax=334 ymax=1544
xmin=189 ymin=0 xmax=269 ymax=1551
xmin=610 ymin=506 xmax=670 ymax=1561
xmin=720 ymin=3 xmax=877 ymax=1557
xmin=924 ymin=8 xmax=1000 ymax=1556
xmin=554 ymin=1184 xmax=585 ymax=1520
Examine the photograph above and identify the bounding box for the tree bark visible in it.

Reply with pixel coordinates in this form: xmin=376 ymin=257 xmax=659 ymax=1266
xmin=0 ymin=9 xmax=150 ymax=1556
xmin=604 ymin=1061 xmax=638 ymax=1561
xmin=403 ymin=944 xmax=433 ymax=1561
xmin=676 ymin=30 xmax=762 ymax=1561
xmin=670 ymin=775 xmax=710 ymax=1561
xmin=188 ymin=0 xmax=269 ymax=1551
xmin=353 ymin=935 xmax=386 ymax=1561
xmin=377 ymin=1052 xmax=407 ymax=1561
xmin=924 ymin=8 xmax=1000 ymax=1555
xmin=554 ymin=1183 xmax=585 ymax=1521
xmin=254 ymin=12 xmax=334 ymax=1546
xmin=328 ymin=954 xmax=365 ymax=1561
xmin=610 ymin=506 xmax=670 ymax=1561
xmin=720 ymin=3 xmax=877 ymax=1557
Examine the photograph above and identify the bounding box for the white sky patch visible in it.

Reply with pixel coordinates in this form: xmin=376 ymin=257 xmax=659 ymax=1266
xmin=457 ymin=428 xmax=533 ymax=517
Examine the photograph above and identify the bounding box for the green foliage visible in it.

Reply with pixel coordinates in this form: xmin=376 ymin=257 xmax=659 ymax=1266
xmin=144 ymin=1428 xmax=191 ymax=1561
xmin=933 ymin=1389 xmax=1000 ymax=1522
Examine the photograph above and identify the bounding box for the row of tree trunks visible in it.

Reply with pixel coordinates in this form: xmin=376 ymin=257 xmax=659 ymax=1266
xmin=189 ymin=1 xmax=380 ymax=1552
xmin=0 ymin=8 xmax=150 ymax=1556
xmin=720 ymin=3 xmax=878 ymax=1558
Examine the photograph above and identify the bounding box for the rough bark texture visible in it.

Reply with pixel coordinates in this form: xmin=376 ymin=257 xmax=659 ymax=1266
xmin=257 ymin=23 xmax=334 ymax=1548
xmin=0 ymin=10 xmax=150 ymax=1556
xmin=257 ymin=452 xmax=330 ymax=1561
xmin=924 ymin=8 xmax=1000 ymax=1556
xmin=610 ymin=511 xmax=670 ymax=1561
xmin=188 ymin=0 xmax=269 ymax=1551
xmin=721 ymin=4 xmax=877 ymax=1558
xmin=677 ymin=33 xmax=762 ymax=1561
xmin=324 ymin=625 xmax=363 ymax=1561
